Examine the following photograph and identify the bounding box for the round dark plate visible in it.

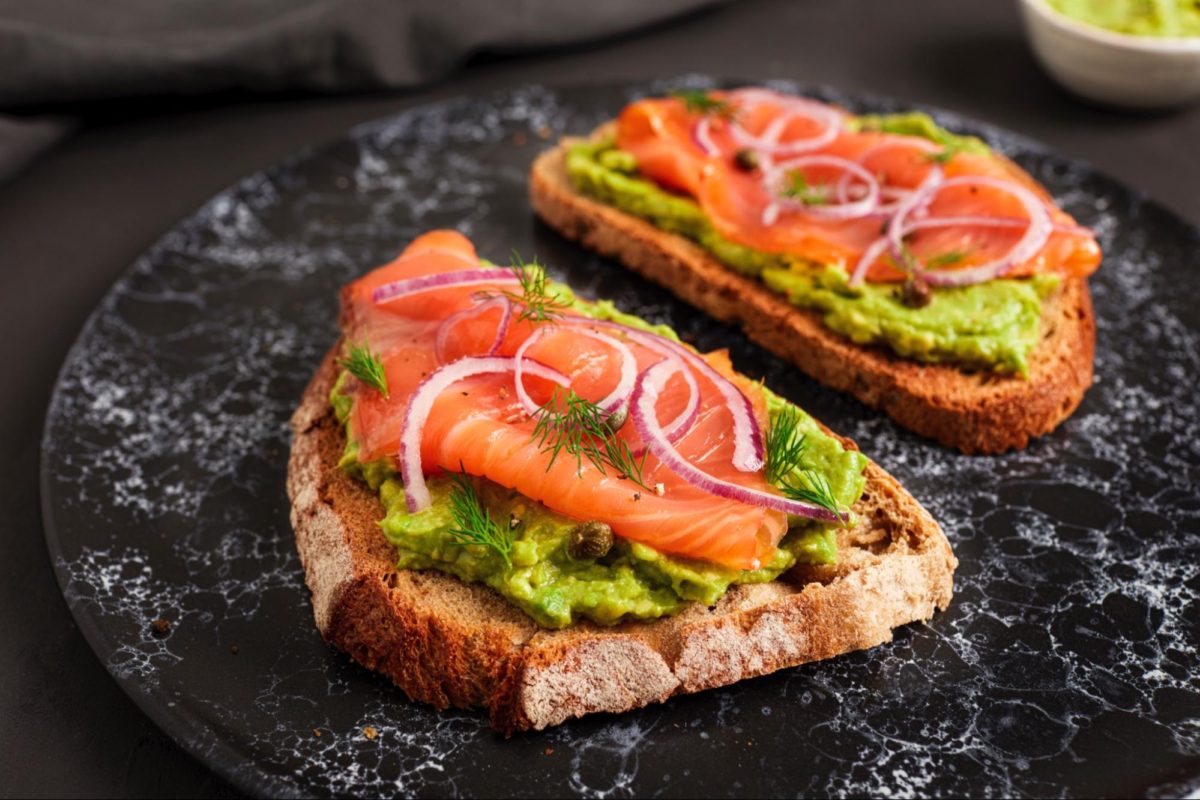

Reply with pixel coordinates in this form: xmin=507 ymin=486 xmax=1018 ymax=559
xmin=41 ymin=79 xmax=1200 ymax=798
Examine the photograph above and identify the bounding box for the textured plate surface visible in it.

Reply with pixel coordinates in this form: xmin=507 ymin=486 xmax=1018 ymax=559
xmin=42 ymin=79 xmax=1200 ymax=798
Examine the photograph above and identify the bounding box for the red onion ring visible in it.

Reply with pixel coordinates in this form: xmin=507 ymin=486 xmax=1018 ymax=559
xmin=836 ymin=138 xmax=940 ymax=212
xmin=371 ymin=268 xmax=519 ymax=305
xmin=848 ymin=236 xmax=892 ymax=287
xmin=727 ymin=89 xmax=843 ymax=158
xmin=848 ymin=165 xmax=945 ymax=287
xmin=885 ymin=175 xmax=1053 ymax=288
xmin=399 ymin=356 xmax=570 ymax=513
xmin=767 ymin=155 xmax=880 ymax=221
xmin=631 ymin=360 xmax=843 ymax=537
xmin=513 ymin=325 xmax=638 ymax=417
xmin=902 ymin=214 xmax=1094 ymax=238
xmin=434 ymin=296 xmax=512 ymax=363
xmin=557 ymin=317 xmax=761 ymax=470
xmin=849 ymin=214 xmax=1090 ymax=287
xmin=761 ymin=202 xmax=780 ymax=227
xmin=693 ymin=118 xmax=720 ymax=157
xmin=556 ymin=318 xmax=700 ymax=444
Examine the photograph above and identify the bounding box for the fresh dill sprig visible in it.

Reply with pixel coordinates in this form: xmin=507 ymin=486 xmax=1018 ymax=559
xmin=669 ymin=88 xmax=737 ymax=120
xmin=895 ymin=245 xmax=969 ymax=272
xmin=531 ymin=387 xmax=651 ymax=490
xmin=764 ymin=406 xmax=844 ymax=519
xmin=780 ymin=469 xmax=842 ymax=518
xmin=446 ymin=466 xmax=512 ymax=566
xmin=478 ymin=251 xmax=568 ymax=325
xmin=337 ymin=341 xmax=389 ymax=398
xmin=764 ymin=405 xmax=807 ymax=484
xmin=925 ymin=249 xmax=969 ymax=269
xmin=780 ymin=172 xmax=831 ymax=206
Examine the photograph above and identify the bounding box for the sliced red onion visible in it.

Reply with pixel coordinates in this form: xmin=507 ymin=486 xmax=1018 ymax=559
xmin=513 ymin=325 xmax=637 ymax=417
xmin=767 ymin=155 xmax=880 ymax=221
xmin=849 ymin=236 xmax=891 ymax=287
xmin=727 ymin=89 xmax=843 ymax=157
xmin=399 ymin=356 xmax=569 ymax=513
xmin=836 ymin=139 xmax=939 ymax=210
xmin=693 ymin=118 xmax=720 ymax=157
xmin=850 ymin=214 xmax=1089 ymax=287
xmin=631 ymin=360 xmax=842 ymax=527
xmin=902 ymin=214 xmax=1094 ymax=238
xmin=886 ymin=175 xmax=1053 ymax=288
xmin=433 ymin=296 xmax=512 ymax=363
xmin=761 ymin=201 xmax=780 ymax=227
xmin=847 ymin=165 xmax=945 ymax=288
xmin=371 ymin=268 xmax=519 ymax=305
xmin=556 ymin=317 xmax=700 ymax=444
xmin=557 ymin=316 xmax=762 ymax=472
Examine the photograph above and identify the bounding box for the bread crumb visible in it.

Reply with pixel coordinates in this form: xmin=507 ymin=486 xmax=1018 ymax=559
xmin=312 ymin=728 xmax=322 ymax=737
xmin=363 ymin=726 xmax=378 ymax=740
xmin=229 ymin=644 xmax=239 ymax=655
xmin=544 ymin=747 xmax=554 ymax=756
xmin=149 ymin=618 xmax=171 ymax=638
xmin=536 ymin=124 xmax=552 ymax=140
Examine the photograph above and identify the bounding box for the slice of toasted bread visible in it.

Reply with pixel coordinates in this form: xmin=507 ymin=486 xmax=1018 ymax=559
xmin=529 ymin=138 xmax=1096 ymax=455
xmin=288 ymin=348 xmax=957 ymax=734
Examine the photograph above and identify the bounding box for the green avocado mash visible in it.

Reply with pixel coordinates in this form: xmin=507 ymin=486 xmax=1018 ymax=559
xmin=846 ymin=112 xmax=991 ymax=157
xmin=763 ymin=266 xmax=1058 ymax=374
xmin=566 ymin=115 xmax=1052 ymax=376
xmin=333 ymin=297 xmax=868 ymax=629
xmin=1046 ymin=0 xmax=1200 ymax=38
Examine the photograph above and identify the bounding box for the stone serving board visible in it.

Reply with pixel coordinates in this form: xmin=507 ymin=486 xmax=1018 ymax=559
xmin=41 ymin=79 xmax=1200 ymax=797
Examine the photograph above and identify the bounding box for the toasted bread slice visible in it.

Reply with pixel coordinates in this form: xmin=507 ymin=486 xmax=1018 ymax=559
xmin=529 ymin=138 xmax=1096 ymax=455
xmin=288 ymin=348 xmax=956 ymax=734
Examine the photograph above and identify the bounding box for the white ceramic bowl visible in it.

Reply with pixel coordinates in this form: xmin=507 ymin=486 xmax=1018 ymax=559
xmin=1018 ymin=0 xmax=1200 ymax=108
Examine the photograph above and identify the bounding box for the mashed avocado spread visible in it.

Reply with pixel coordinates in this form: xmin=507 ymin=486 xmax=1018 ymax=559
xmin=332 ymin=293 xmax=868 ymax=629
xmin=1046 ymin=0 xmax=1200 ymax=38
xmin=566 ymin=113 xmax=1056 ymax=376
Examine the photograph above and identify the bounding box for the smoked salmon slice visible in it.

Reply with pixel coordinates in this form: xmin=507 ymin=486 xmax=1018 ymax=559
xmin=340 ymin=230 xmax=793 ymax=570
xmin=616 ymin=89 xmax=1102 ymax=284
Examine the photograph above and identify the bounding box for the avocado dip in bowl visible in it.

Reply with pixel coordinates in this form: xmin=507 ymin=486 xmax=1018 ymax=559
xmin=1019 ymin=0 xmax=1200 ymax=108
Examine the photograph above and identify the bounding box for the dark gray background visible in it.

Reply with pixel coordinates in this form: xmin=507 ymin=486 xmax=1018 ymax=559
xmin=4 ymin=0 xmax=1198 ymax=796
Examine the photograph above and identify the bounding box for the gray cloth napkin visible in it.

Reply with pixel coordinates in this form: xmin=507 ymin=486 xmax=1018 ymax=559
xmin=0 ymin=0 xmax=719 ymax=104
xmin=0 ymin=0 xmax=721 ymax=180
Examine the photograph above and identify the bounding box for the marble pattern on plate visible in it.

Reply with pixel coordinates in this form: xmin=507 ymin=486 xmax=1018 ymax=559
xmin=41 ymin=80 xmax=1200 ymax=798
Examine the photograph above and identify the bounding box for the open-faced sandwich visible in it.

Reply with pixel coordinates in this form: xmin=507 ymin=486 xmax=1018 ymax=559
xmin=530 ymin=87 xmax=1102 ymax=453
xmin=287 ymin=230 xmax=956 ymax=733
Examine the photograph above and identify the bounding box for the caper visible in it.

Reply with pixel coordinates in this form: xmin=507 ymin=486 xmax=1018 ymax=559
xmin=733 ymin=149 xmax=759 ymax=172
xmin=567 ymin=521 xmax=613 ymax=560
xmin=898 ymin=277 xmax=932 ymax=309
xmin=602 ymin=406 xmax=628 ymax=434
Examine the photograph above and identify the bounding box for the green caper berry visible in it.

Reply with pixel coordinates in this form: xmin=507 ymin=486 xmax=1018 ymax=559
xmin=601 ymin=406 xmax=628 ymax=434
xmin=567 ymin=521 xmax=614 ymax=560
xmin=733 ymin=149 xmax=759 ymax=172
xmin=898 ymin=277 xmax=933 ymax=309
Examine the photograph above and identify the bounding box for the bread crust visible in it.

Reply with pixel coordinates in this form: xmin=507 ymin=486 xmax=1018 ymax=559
xmin=288 ymin=349 xmax=957 ymax=733
xmin=529 ymin=140 xmax=1096 ymax=454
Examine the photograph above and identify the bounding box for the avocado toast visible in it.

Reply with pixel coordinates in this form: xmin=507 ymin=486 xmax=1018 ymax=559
xmin=288 ymin=230 xmax=955 ymax=733
xmin=530 ymin=88 xmax=1099 ymax=454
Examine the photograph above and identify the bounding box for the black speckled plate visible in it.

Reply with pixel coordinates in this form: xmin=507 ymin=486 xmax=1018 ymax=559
xmin=41 ymin=79 xmax=1200 ymax=798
